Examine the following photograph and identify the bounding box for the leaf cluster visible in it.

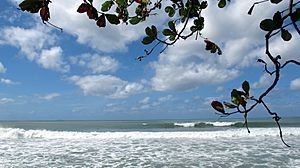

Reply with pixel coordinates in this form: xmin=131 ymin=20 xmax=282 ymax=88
xmin=211 ymin=81 xmax=250 ymax=114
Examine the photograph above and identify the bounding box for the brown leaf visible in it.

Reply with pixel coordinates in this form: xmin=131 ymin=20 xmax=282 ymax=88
xmin=40 ymin=6 xmax=50 ymax=23
xmin=77 ymin=3 xmax=89 ymax=13
xmin=211 ymin=101 xmax=225 ymax=113
xmin=96 ymin=14 xmax=106 ymax=27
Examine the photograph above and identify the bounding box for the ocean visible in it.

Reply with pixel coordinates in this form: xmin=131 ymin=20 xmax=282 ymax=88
xmin=0 ymin=118 xmax=300 ymax=167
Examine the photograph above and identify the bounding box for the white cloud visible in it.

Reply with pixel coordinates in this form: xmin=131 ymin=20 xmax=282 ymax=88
xmin=70 ymin=53 xmax=119 ymax=73
xmin=158 ymin=95 xmax=174 ymax=102
xmin=139 ymin=97 xmax=150 ymax=104
xmin=0 ymin=78 xmax=18 ymax=85
xmin=149 ymin=0 xmax=298 ymax=92
xmin=40 ymin=93 xmax=61 ymax=100
xmin=151 ymin=59 xmax=239 ymax=91
xmin=38 ymin=47 xmax=69 ymax=72
xmin=48 ymin=0 xmax=167 ymax=53
xmin=0 ymin=26 xmax=56 ymax=61
xmin=253 ymin=74 xmax=273 ymax=89
xmin=0 ymin=25 xmax=69 ymax=72
xmin=290 ymin=78 xmax=300 ymax=90
xmin=0 ymin=97 xmax=14 ymax=104
xmin=0 ymin=62 xmax=6 ymax=73
xmin=69 ymin=75 xmax=143 ymax=98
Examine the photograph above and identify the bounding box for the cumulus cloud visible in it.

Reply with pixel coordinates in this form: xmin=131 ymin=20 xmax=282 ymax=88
xmin=0 ymin=26 xmax=69 ymax=72
xmin=253 ymin=74 xmax=273 ymax=89
xmin=151 ymin=59 xmax=239 ymax=91
xmin=0 ymin=78 xmax=18 ymax=85
xmin=69 ymin=75 xmax=143 ymax=98
xmin=70 ymin=53 xmax=119 ymax=73
xmin=38 ymin=47 xmax=70 ymax=72
xmin=40 ymin=93 xmax=61 ymax=100
xmin=0 ymin=97 xmax=14 ymax=104
xmin=149 ymin=0 xmax=299 ymax=92
xmin=290 ymin=78 xmax=300 ymax=90
xmin=0 ymin=62 xmax=6 ymax=73
xmin=48 ymin=0 xmax=167 ymax=53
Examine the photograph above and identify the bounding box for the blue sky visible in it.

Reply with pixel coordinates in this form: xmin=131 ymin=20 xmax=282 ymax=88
xmin=0 ymin=0 xmax=299 ymax=120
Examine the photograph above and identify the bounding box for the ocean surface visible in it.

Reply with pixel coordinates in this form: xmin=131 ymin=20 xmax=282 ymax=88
xmin=0 ymin=118 xmax=300 ymax=167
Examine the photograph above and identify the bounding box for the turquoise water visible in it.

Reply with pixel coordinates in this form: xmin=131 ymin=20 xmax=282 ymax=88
xmin=0 ymin=118 xmax=299 ymax=167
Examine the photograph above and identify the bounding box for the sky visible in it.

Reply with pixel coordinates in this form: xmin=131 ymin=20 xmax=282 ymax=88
xmin=0 ymin=0 xmax=299 ymax=120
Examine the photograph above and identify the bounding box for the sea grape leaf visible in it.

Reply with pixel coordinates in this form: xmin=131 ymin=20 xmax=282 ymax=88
xmin=129 ymin=17 xmax=141 ymax=25
xmin=101 ymin=1 xmax=114 ymax=12
xmin=165 ymin=6 xmax=175 ymax=17
xmin=218 ymin=0 xmax=226 ymax=8
xmin=142 ymin=36 xmax=155 ymax=45
xmin=281 ymin=29 xmax=292 ymax=41
xmin=231 ymin=89 xmax=241 ymax=105
xmin=19 ymin=0 xmax=43 ymax=13
xmin=211 ymin=101 xmax=225 ymax=113
xmin=97 ymin=14 xmax=106 ymax=27
xmin=162 ymin=29 xmax=174 ymax=36
xmin=223 ymin=102 xmax=237 ymax=109
xmin=273 ymin=11 xmax=283 ymax=29
xmin=168 ymin=21 xmax=176 ymax=31
xmin=105 ymin=14 xmax=120 ymax=25
xmin=260 ymin=19 xmax=274 ymax=31
xmin=242 ymin=81 xmax=250 ymax=94
xmin=77 ymin=3 xmax=89 ymax=13
xmin=270 ymin=0 xmax=283 ymax=4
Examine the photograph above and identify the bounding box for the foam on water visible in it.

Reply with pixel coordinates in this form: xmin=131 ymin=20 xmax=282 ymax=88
xmin=0 ymin=126 xmax=300 ymax=167
xmin=0 ymin=127 xmax=300 ymax=140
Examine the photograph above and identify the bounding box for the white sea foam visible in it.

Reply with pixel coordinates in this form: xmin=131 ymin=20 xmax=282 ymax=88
xmin=204 ymin=121 xmax=237 ymax=127
xmin=174 ymin=122 xmax=196 ymax=127
xmin=0 ymin=127 xmax=300 ymax=140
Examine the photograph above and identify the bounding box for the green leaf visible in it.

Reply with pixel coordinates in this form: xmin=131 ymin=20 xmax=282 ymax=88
xmin=145 ymin=26 xmax=157 ymax=38
xmin=231 ymin=89 xmax=241 ymax=105
xmin=151 ymin=25 xmax=157 ymax=38
xmin=19 ymin=0 xmax=43 ymax=13
xmin=211 ymin=101 xmax=225 ymax=113
xmin=168 ymin=21 xmax=176 ymax=31
xmin=165 ymin=6 xmax=175 ymax=17
xmin=116 ymin=0 xmax=126 ymax=7
xmin=142 ymin=36 xmax=155 ymax=45
xmin=105 ymin=14 xmax=120 ymax=25
xmin=260 ymin=19 xmax=274 ymax=31
xmin=223 ymin=101 xmax=237 ymax=109
xmin=162 ymin=29 xmax=174 ymax=36
xmin=273 ymin=11 xmax=283 ymax=29
xmin=242 ymin=81 xmax=250 ymax=94
xmin=169 ymin=35 xmax=176 ymax=41
xmin=270 ymin=0 xmax=283 ymax=4
xmin=190 ymin=26 xmax=197 ymax=32
xmin=101 ymin=1 xmax=114 ymax=12
xmin=129 ymin=17 xmax=141 ymax=25
xmin=179 ymin=8 xmax=187 ymax=17
xmin=281 ymin=29 xmax=292 ymax=41
xmin=218 ymin=0 xmax=226 ymax=8
xmin=200 ymin=1 xmax=208 ymax=9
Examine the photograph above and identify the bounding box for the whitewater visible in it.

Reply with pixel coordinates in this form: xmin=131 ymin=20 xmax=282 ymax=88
xmin=0 ymin=119 xmax=299 ymax=167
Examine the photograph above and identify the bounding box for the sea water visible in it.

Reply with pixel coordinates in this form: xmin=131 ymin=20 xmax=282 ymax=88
xmin=0 ymin=118 xmax=300 ymax=167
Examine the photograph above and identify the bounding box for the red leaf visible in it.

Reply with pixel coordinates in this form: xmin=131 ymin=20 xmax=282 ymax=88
xmin=40 ymin=6 xmax=50 ymax=22
xmin=211 ymin=101 xmax=225 ymax=113
xmin=77 ymin=3 xmax=89 ymax=13
xmin=87 ymin=6 xmax=98 ymax=20
xmin=96 ymin=14 xmax=106 ymax=27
